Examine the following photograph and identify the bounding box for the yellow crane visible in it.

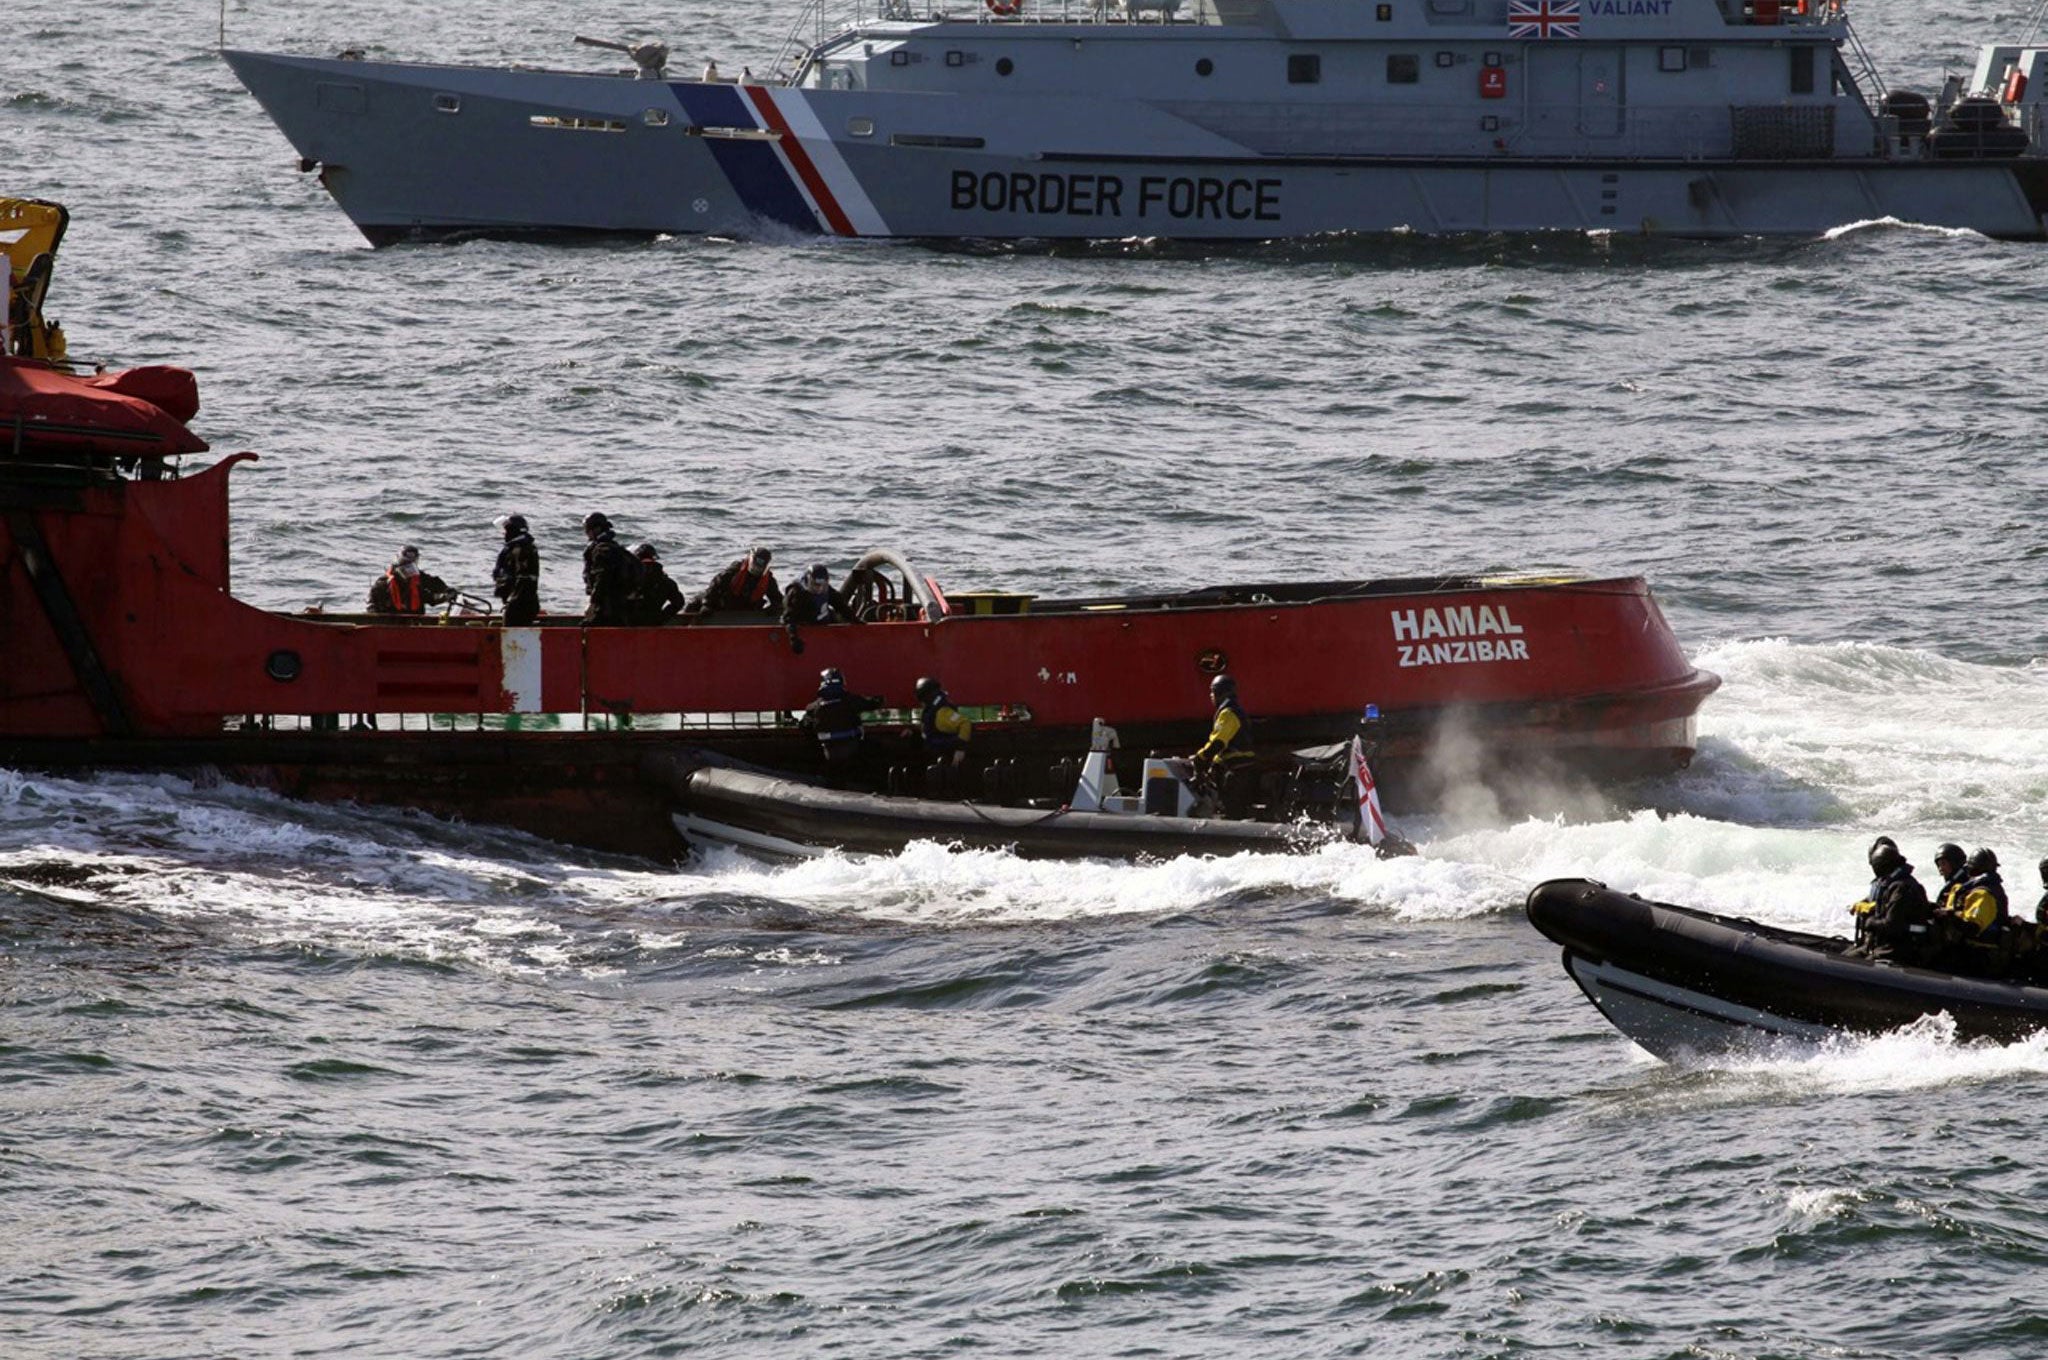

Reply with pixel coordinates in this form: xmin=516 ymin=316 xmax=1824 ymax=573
xmin=2 ymin=197 xmax=70 ymax=362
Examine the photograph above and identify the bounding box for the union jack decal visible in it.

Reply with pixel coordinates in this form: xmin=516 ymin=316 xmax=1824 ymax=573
xmin=1508 ymin=0 xmax=1580 ymax=37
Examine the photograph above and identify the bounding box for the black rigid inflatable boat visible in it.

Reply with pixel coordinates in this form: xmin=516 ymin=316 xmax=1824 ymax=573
xmin=662 ymin=765 xmax=1337 ymax=861
xmin=1524 ymin=878 xmax=2048 ymax=1060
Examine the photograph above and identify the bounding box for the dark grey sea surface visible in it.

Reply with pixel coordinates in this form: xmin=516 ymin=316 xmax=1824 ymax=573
xmin=8 ymin=0 xmax=2048 ymax=1355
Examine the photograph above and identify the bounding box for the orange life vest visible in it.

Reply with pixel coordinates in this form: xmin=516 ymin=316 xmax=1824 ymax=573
xmin=732 ymin=562 xmax=773 ymax=603
xmin=386 ymin=569 xmax=423 ymax=613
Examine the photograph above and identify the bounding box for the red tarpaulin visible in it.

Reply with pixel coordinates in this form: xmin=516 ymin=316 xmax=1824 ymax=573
xmin=0 ymin=356 xmax=208 ymax=456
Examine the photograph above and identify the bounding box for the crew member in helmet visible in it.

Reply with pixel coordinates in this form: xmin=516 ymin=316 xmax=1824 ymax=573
xmin=492 ymin=514 xmax=541 ymax=626
xmin=1191 ymin=674 xmax=1258 ymax=817
xmin=1192 ymin=674 xmax=1255 ymax=773
xmin=2037 ymin=857 xmax=2048 ymax=927
xmin=800 ymin=667 xmax=883 ymax=783
xmin=367 ymin=545 xmax=454 ymax=615
xmin=1941 ymin=847 xmax=2009 ymax=937
xmin=627 ymin=543 xmax=687 ymax=625
xmin=1930 ymin=842 xmax=1969 ymax=915
xmin=781 ymin=562 xmax=858 ymax=653
xmin=698 ymin=545 xmax=782 ymax=614
xmin=581 ymin=512 xmax=635 ymax=626
xmin=1854 ymin=837 xmax=1932 ymax=963
xmin=915 ymin=676 xmax=973 ymax=768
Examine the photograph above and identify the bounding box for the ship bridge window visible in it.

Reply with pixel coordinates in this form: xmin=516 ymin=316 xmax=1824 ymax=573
xmin=642 ymin=107 xmax=670 ymax=126
xmin=1790 ymin=46 xmax=1816 ymax=94
xmin=1288 ymin=53 xmax=1321 ymax=84
xmin=1659 ymin=46 xmax=1686 ymax=73
xmin=1387 ymin=54 xmax=1420 ymax=84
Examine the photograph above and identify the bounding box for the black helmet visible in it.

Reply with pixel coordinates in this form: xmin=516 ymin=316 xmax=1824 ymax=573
xmin=1210 ymin=674 xmax=1237 ymax=700
xmin=2039 ymin=857 xmax=2048 ymax=887
xmin=817 ymin=667 xmax=845 ymax=698
xmin=1868 ymin=839 xmax=1904 ymax=876
xmin=749 ymin=544 xmax=772 ymax=566
xmin=630 ymin=542 xmax=657 ymax=560
xmin=583 ymin=512 xmax=612 ymax=535
xmin=1935 ymin=842 xmax=1966 ymax=870
xmin=915 ymin=676 xmax=943 ymax=705
xmin=805 ymin=562 xmax=830 ymax=587
xmin=498 ymin=513 xmax=527 ymax=538
xmin=1968 ymin=847 xmax=2000 ymax=874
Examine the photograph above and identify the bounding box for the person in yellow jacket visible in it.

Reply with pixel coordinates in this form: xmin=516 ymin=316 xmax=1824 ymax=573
xmin=915 ymin=676 xmax=973 ymax=767
xmin=1190 ymin=674 xmax=1259 ymax=816
xmin=1192 ymin=673 xmax=1254 ymax=771
xmin=1929 ymin=843 xmax=1968 ymax=915
xmin=1940 ymin=847 xmax=2009 ymax=936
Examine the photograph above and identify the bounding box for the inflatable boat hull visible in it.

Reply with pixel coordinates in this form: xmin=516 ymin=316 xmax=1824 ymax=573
xmin=1524 ymin=878 xmax=2048 ymax=1060
xmin=668 ymin=764 xmax=1334 ymax=861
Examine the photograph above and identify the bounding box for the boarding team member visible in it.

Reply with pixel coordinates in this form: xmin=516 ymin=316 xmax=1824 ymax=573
xmin=782 ymin=562 xmax=858 ymax=653
xmin=1852 ymin=837 xmax=1933 ymax=962
xmin=367 ymin=545 xmax=454 ymax=614
xmin=699 ymin=545 xmax=782 ymax=614
xmin=915 ymin=677 xmax=973 ymax=768
xmin=1191 ymin=674 xmax=1255 ymax=774
xmin=492 ymin=514 xmax=541 ymax=625
xmin=581 ymin=512 xmax=634 ymax=626
xmin=1940 ymin=847 xmax=2009 ymax=939
xmin=801 ymin=668 xmax=883 ymax=783
xmin=628 ymin=543 xmax=687 ymax=624
xmin=1931 ymin=843 xmax=1969 ymax=915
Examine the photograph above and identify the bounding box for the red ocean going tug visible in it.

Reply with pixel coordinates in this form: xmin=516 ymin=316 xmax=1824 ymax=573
xmin=2 ymin=201 xmax=1718 ymax=859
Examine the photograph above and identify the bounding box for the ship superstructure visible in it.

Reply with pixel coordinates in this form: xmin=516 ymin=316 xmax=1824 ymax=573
xmin=225 ymin=0 xmax=2048 ymax=239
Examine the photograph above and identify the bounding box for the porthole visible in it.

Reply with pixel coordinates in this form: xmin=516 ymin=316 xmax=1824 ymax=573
xmin=1196 ymin=57 xmax=1214 ymax=77
xmin=996 ymin=57 xmax=1014 ymax=76
xmin=432 ymin=92 xmax=461 ymax=114
xmin=265 ymin=650 xmax=303 ymax=683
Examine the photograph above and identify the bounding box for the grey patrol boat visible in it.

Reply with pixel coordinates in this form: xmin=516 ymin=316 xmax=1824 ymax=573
xmin=224 ymin=0 xmax=2048 ymax=242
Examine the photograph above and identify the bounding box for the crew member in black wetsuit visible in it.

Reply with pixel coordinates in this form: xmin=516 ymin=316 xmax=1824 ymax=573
xmin=801 ymin=668 xmax=883 ymax=784
xmin=627 ymin=543 xmax=686 ymax=624
xmin=781 ymin=563 xmax=857 ymax=654
xmin=581 ymin=512 xmax=634 ymax=626
xmin=1856 ymin=837 xmax=1933 ymax=963
xmin=492 ymin=514 xmax=541 ymax=626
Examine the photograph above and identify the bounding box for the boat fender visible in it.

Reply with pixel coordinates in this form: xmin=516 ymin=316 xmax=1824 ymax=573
xmin=984 ymin=0 xmax=1022 ymax=14
xmin=2004 ymin=69 xmax=2029 ymax=105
